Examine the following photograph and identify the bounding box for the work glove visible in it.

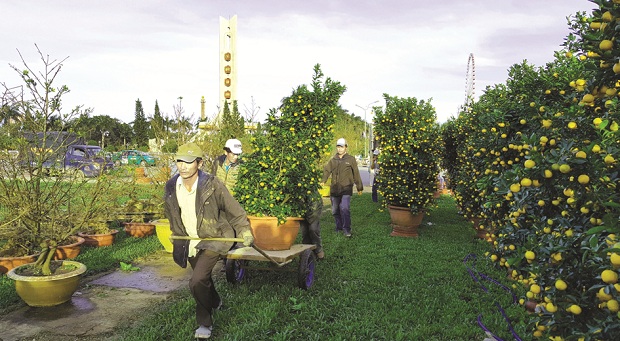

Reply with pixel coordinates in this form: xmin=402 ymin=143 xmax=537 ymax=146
xmin=242 ymin=230 xmax=254 ymax=247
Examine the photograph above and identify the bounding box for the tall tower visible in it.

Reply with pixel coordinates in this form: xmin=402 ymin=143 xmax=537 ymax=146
xmin=217 ymin=15 xmax=237 ymax=126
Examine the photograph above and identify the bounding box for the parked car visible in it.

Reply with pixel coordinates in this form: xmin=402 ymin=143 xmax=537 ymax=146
xmin=114 ymin=150 xmax=157 ymax=166
xmin=40 ymin=144 xmax=114 ymax=177
xmin=22 ymin=131 xmax=113 ymax=177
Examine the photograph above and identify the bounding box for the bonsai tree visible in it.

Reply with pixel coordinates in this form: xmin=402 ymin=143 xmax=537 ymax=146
xmin=373 ymin=94 xmax=442 ymax=214
xmin=234 ymin=64 xmax=346 ymax=223
xmin=0 ymin=46 xmax=116 ymax=264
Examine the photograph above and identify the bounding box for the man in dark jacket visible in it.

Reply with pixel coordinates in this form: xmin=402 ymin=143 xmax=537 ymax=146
xmin=320 ymin=138 xmax=363 ymax=237
xmin=164 ymin=142 xmax=253 ymax=339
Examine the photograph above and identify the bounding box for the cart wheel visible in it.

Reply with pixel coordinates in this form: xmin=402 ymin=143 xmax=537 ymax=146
xmin=225 ymin=259 xmax=247 ymax=284
xmin=297 ymin=249 xmax=316 ymax=289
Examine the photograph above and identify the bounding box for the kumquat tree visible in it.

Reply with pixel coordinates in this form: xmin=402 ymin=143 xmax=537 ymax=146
xmin=442 ymin=2 xmax=620 ymax=339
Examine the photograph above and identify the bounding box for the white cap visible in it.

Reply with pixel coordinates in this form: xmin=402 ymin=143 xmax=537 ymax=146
xmin=336 ymin=138 xmax=347 ymax=147
xmin=225 ymin=138 xmax=242 ymax=154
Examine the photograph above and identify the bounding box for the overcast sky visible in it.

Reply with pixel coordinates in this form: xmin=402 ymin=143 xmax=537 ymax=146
xmin=0 ymin=0 xmax=597 ymax=125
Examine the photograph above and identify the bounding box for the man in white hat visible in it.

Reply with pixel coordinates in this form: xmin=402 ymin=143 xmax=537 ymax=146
xmin=320 ymin=138 xmax=363 ymax=237
xmin=211 ymin=138 xmax=243 ymax=195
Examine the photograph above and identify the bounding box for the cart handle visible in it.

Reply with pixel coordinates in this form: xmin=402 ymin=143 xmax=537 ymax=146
xmin=169 ymin=236 xmax=244 ymax=243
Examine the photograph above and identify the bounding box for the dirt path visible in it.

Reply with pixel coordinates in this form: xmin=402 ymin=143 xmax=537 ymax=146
xmin=0 ymin=251 xmax=191 ymax=341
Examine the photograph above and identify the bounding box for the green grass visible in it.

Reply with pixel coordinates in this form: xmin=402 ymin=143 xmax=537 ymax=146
xmin=0 ymin=230 xmax=162 ymax=315
xmin=112 ymin=194 xmax=529 ymax=340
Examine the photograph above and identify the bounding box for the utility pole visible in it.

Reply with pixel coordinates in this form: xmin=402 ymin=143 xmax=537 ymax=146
xmin=356 ymin=100 xmax=378 ymax=166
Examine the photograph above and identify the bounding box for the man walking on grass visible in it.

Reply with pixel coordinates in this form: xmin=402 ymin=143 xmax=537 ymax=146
xmin=321 ymin=138 xmax=363 ymax=237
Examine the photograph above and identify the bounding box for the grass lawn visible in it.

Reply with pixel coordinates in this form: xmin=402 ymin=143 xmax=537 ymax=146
xmin=112 ymin=194 xmax=529 ymax=340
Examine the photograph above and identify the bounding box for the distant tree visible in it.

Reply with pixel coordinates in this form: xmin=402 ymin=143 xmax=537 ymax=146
xmin=68 ymin=114 xmax=131 ymax=150
xmin=219 ymin=100 xmax=244 ymax=141
xmin=150 ymin=100 xmax=166 ymax=145
xmin=133 ymin=99 xmax=149 ymax=148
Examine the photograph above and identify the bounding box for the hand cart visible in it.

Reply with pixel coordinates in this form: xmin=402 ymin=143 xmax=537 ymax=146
xmin=169 ymin=236 xmax=317 ymax=289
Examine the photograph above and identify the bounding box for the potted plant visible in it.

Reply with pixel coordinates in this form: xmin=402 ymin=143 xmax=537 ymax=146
xmin=373 ymin=94 xmax=442 ymax=237
xmin=233 ymin=64 xmax=345 ymax=250
xmin=0 ymin=47 xmax=120 ymax=269
xmin=6 ymin=240 xmax=87 ymax=307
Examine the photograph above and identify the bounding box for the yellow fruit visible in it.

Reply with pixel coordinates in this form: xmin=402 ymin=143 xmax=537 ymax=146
xmin=611 ymin=253 xmax=620 ymax=266
xmin=578 ymin=174 xmax=590 ymax=184
xmin=542 ymin=119 xmax=552 ymax=128
xmin=602 ymin=269 xmax=619 ymax=283
xmin=530 ymin=284 xmax=541 ymax=294
xmin=575 ymin=151 xmax=587 ymax=158
xmin=555 ymin=279 xmax=567 ymax=290
xmin=614 ymin=63 xmax=620 ymax=74
xmin=605 ymin=154 xmax=616 ymax=164
xmin=602 ymin=11 xmax=613 ymax=22
xmin=520 ymin=178 xmax=532 ymax=187
xmin=582 ymin=93 xmax=595 ymax=103
xmin=546 ymin=302 xmax=558 ymax=313
xmin=592 ymin=145 xmax=601 ymax=153
xmin=608 ymin=299 xmax=619 ymax=312
xmin=538 ymin=200 xmax=545 ymax=207
xmin=510 ymin=183 xmax=521 ymax=193
xmin=567 ymin=121 xmax=577 ymax=129
xmin=567 ymin=304 xmax=582 ymax=315
xmin=559 ymin=164 xmax=571 ymax=173
xmin=524 ymin=160 xmax=536 ymax=168
xmin=600 ymin=39 xmax=614 ymax=51
xmin=544 ymin=169 xmax=553 ymax=178
xmin=598 ymin=287 xmax=613 ymax=301
xmin=525 ymin=251 xmax=535 ymax=260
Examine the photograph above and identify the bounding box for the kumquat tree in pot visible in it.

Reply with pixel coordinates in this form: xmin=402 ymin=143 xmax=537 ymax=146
xmin=233 ymin=64 xmax=346 ymax=224
xmin=444 ymin=4 xmax=620 ymax=338
xmin=373 ymin=94 xmax=442 ymax=216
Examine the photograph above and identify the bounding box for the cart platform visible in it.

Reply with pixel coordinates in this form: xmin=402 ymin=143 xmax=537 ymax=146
xmin=224 ymin=244 xmax=317 ymax=289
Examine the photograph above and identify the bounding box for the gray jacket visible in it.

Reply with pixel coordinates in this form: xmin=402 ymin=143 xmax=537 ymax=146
xmin=322 ymin=153 xmax=363 ymax=196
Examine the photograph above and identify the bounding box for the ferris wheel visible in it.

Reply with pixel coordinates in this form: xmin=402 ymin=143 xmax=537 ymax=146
xmin=464 ymin=53 xmax=476 ymax=110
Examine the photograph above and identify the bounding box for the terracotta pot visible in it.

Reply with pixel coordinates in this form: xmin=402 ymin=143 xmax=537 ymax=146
xmin=7 ymin=260 xmax=87 ymax=307
xmin=78 ymin=229 xmax=119 ymax=247
xmin=247 ymin=216 xmax=303 ymax=251
xmin=53 ymin=236 xmax=86 ymax=260
xmin=387 ymin=205 xmax=425 ymax=238
xmin=0 ymin=253 xmax=39 ymax=274
xmin=123 ymin=222 xmax=155 ymax=238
